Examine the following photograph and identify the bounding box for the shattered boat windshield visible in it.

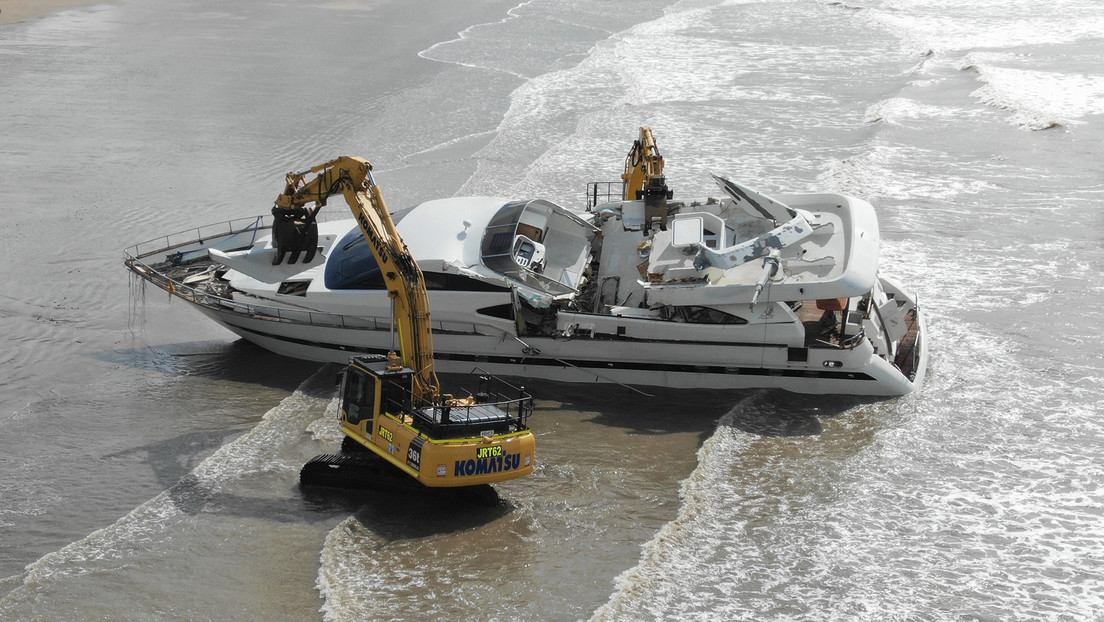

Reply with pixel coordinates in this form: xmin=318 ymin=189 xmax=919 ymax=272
xmin=479 ymin=200 xmax=591 ymax=297
xmin=480 ymin=201 xmax=528 ymax=260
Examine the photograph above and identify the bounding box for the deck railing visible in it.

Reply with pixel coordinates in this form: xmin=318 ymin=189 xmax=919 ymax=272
xmin=125 ymin=216 xmax=271 ymax=261
xmin=586 ymin=181 xmax=624 ymax=211
xmin=124 ymin=216 xmax=390 ymax=333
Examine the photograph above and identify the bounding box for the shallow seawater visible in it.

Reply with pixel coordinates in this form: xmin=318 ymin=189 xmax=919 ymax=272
xmin=1 ymin=0 xmax=1102 ymax=620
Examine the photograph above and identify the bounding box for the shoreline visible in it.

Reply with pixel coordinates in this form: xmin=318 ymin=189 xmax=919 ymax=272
xmin=0 ymin=0 xmax=105 ymax=26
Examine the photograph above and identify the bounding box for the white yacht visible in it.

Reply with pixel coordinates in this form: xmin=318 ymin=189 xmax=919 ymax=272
xmin=125 ymin=163 xmax=926 ymax=396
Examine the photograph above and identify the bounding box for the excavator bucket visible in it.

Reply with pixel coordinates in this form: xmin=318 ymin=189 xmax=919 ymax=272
xmin=271 ymin=208 xmax=318 ymax=265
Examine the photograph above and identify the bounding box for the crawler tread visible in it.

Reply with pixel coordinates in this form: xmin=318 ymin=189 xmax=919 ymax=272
xmin=299 ymin=453 xmax=502 ymax=506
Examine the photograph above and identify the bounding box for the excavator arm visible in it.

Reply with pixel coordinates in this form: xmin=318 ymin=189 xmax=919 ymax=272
xmin=622 ymin=126 xmax=672 ymax=232
xmin=271 ymin=156 xmax=440 ymax=403
xmin=622 ymin=125 xmax=665 ymax=198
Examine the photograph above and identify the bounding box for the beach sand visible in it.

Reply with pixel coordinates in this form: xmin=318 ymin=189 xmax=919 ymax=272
xmin=0 ymin=0 xmax=104 ymax=25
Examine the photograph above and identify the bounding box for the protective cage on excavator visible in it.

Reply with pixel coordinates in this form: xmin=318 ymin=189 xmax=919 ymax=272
xmin=341 ymin=354 xmax=533 ymax=439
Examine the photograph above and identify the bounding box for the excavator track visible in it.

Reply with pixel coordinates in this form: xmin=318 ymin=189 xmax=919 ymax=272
xmin=299 ymin=450 xmax=502 ymax=507
xmin=299 ymin=452 xmax=398 ymax=490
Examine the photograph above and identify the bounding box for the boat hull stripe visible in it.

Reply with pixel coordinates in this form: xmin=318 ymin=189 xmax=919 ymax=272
xmin=229 ymin=324 xmax=877 ymax=381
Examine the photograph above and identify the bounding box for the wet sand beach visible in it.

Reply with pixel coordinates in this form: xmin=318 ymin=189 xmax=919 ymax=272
xmin=0 ymin=0 xmax=105 ymax=25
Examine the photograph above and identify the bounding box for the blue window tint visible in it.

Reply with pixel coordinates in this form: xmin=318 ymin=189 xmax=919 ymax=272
xmin=324 ymin=226 xmax=384 ymax=290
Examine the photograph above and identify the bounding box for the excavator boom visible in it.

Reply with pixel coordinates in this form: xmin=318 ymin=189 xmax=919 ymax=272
xmin=622 ymin=125 xmax=665 ymax=199
xmin=272 ymin=156 xmax=440 ymax=402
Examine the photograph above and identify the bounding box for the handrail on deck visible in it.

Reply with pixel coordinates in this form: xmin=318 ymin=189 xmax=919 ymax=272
xmin=124 ymin=215 xmax=271 ymax=262
xmin=586 ymin=181 xmax=623 ymax=211
xmin=124 ymin=215 xmax=386 ymax=332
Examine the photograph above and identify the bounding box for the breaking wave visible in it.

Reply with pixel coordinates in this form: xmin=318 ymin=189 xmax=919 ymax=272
xmin=857 ymin=0 xmax=1104 ymax=130
xmin=958 ymin=54 xmax=1104 ymax=130
xmin=0 ymin=368 xmax=339 ymax=619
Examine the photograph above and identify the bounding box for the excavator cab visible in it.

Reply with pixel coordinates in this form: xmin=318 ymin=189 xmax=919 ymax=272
xmin=339 ymin=356 xmax=414 ymax=434
xmin=305 ymin=355 xmax=536 ymax=496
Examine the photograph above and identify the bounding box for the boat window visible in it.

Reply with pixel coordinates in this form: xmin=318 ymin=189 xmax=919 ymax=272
xmin=662 ymin=306 xmax=748 ymax=325
xmin=322 ymin=209 xmax=416 ymax=291
xmin=277 ymin=281 xmax=309 ymax=296
xmin=423 ymin=272 xmax=511 ymax=292
xmin=476 ymin=303 xmax=514 ymax=320
xmin=481 ymin=200 xmax=527 ymax=257
xmin=324 ymin=226 xmax=385 ymax=290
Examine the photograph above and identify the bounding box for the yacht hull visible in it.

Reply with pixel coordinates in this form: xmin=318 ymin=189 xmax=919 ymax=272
xmin=188 ymin=293 xmax=923 ymax=396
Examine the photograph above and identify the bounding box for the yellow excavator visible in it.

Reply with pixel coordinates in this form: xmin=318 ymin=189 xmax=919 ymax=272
xmin=278 ymin=157 xmax=536 ymax=502
xmin=622 ymin=125 xmax=672 ymax=232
